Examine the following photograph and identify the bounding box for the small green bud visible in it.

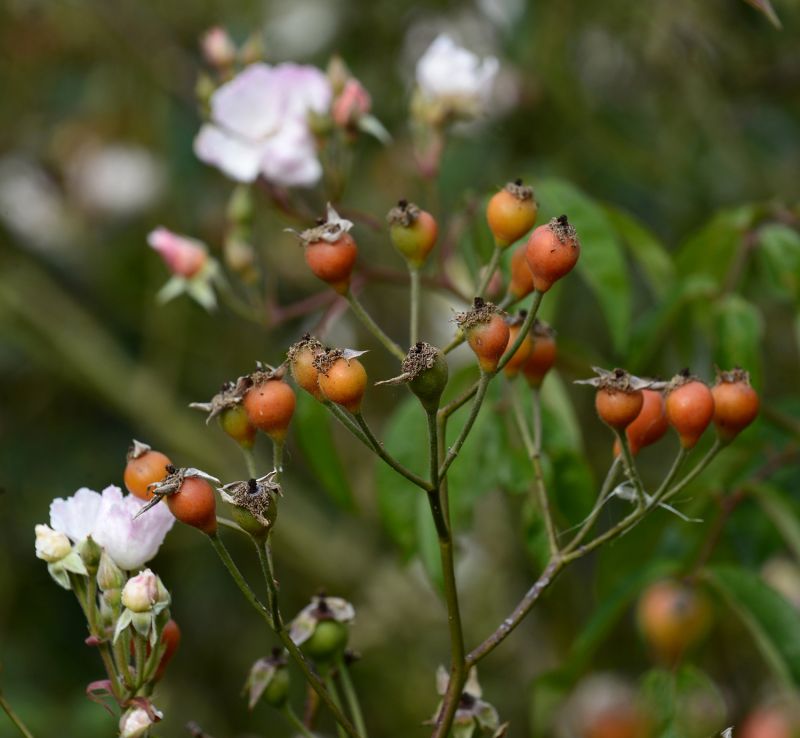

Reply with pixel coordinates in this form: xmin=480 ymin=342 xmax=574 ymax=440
xmin=97 ymin=552 xmax=125 ymax=592
xmin=245 ymin=650 xmax=290 ymax=710
xmin=77 ymin=535 xmax=103 ymax=573
xmin=227 ymin=185 xmax=253 ymax=226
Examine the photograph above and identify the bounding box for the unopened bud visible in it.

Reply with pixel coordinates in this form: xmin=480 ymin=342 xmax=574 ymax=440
xmin=77 ymin=535 xmax=103 ymax=572
xmin=121 ymin=569 xmax=158 ymax=613
xmin=200 ymin=26 xmax=236 ymax=68
xmin=97 ymin=552 xmax=126 ymax=592
xmin=35 ymin=524 xmax=71 ymax=562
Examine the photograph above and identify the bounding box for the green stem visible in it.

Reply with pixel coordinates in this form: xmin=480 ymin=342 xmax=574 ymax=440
xmin=133 ymin=633 xmax=148 ymax=689
xmin=337 ymin=657 xmax=368 ymax=738
xmin=661 ymin=439 xmax=723 ymax=503
xmin=113 ymin=630 xmax=135 ymax=692
xmin=496 ymin=291 xmax=543 ymax=373
xmin=651 ymin=448 xmax=688 ymax=503
xmin=345 ymin=291 xmax=405 ymax=361
xmin=324 ymin=674 xmax=348 ymax=738
xmin=409 ymin=265 xmax=421 ymax=345
xmin=208 ymin=533 xmax=270 ymax=620
xmin=0 ymin=693 xmax=34 ymax=738
xmin=255 ymin=539 xmax=280 ymax=631
xmin=353 ymin=413 xmax=433 ymax=491
xmin=283 ymin=704 xmax=317 ymax=738
xmin=439 ymin=372 xmax=491 ymax=478
xmin=531 ymin=387 xmax=543 ymax=455
xmin=324 ymin=401 xmax=372 ymax=447
xmin=615 ymin=431 xmax=646 ymax=508
xmin=511 ymin=385 xmax=558 ymax=556
xmin=442 ymin=330 xmax=465 ymax=356
xmin=476 ymin=243 xmax=502 ymax=297
xmin=564 ymin=455 xmax=622 ymax=553
xmin=241 ymin=445 xmax=258 ymax=478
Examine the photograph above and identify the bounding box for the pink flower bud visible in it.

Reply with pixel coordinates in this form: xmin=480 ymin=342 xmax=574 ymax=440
xmin=200 ymin=26 xmax=236 ymax=68
xmin=122 ymin=569 xmax=158 ymax=613
xmin=332 ymin=79 xmax=372 ymax=128
xmin=148 ymin=227 xmax=208 ymax=278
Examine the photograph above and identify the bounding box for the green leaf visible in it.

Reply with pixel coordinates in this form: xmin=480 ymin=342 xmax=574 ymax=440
xmin=376 ymin=396 xmax=427 ymax=557
xmin=675 ymin=205 xmax=759 ymax=284
xmin=639 ymin=665 xmax=727 ymax=738
xmin=749 ymin=482 xmax=800 ymax=561
xmin=604 ymin=205 xmax=675 ymax=298
xmin=758 ymin=223 xmax=800 ymax=301
xmin=534 ymin=177 xmax=631 ymax=354
xmin=293 ymin=393 xmax=355 ymax=510
xmin=539 ymin=370 xmax=584 ymax=452
xmin=712 ymin=294 xmax=763 ymax=387
xmin=705 ymin=565 xmax=800 ymax=688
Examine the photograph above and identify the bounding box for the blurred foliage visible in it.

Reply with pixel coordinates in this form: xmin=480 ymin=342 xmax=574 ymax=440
xmin=1 ymin=0 xmax=800 ymax=737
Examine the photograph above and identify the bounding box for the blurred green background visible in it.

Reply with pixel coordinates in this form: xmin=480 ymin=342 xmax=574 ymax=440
xmin=2 ymin=0 xmax=800 ymax=736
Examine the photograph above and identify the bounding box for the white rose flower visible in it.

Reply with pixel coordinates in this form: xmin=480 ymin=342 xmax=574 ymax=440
xmin=194 ymin=62 xmax=332 ymax=187
xmin=34 ymin=524 xmax=72 ymax=562
xmin=415 ymin=34 xmax=499 ymax=121
xmin=49 ymin=485 xmax=174 ymax=571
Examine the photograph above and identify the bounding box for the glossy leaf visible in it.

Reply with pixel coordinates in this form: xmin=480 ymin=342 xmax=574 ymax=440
xmin=749 ymin=482 xmax=800 ymax=562
xmin=705 ymin=565 xmax=800 ymax=688
xmin=712 ymin=294 xmax=763 ymax=388
xmin=758 ymin=223 xmax=800 ymax=301
xmin=293 ymin=392 xmax=355 ymax=510
xmin=535 ymin=177 xmax=631 ymax=353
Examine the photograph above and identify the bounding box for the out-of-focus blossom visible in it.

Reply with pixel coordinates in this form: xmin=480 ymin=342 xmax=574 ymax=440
xmin=119 ymin=706 xmax=162 ymax=738
xmin=34 ymin=524 xmax=72 ymax=562
xmin=121 ymin=569 xmax=159 ymax=612
xmin=289 ymin=595 xmax=355 ymax=646
xmin=332 ymin=78 xmax=372 ymax=128
xmin=0 ymin=155 xmax=74 ymax=253
xmin=147 ymin=227 xmax=219 ymax=311
xmin=433 ymin=666 xmax=503 ymax=738
xmin=194 ymin=62 xmax=332 ymax=187
xmin=200 ymin=26 xmax=236 ymax=68
xmin=148 ymin=227 xmax=208 ymax=278
xmin=263 ymin=0 xmax=339 ymax=58
xmin=50 ymin=485 xmax=174 ymax=571
xmin=414 ymin=34 xmax=499 ymax=123
xmin=67 ymin=143 xmax=165 ymax=219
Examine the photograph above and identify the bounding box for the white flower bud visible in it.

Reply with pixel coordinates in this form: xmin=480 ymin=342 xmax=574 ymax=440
xmin=121 ymin=569 xmax=158 ymax=613
xmin=119 ymin=707 xmax=154 ymax=738
xmin=35 ymin=524 xmax=72 ymax=562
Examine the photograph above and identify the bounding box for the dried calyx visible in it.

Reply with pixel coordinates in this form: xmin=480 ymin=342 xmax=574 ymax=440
xmin=504 ymin=178 xmax=535 ymax=201
xmin=219 ymin=472 xmax=281 ymax=528
xmin=506 ymin=309 xmax=527 ymax=327
xmin=575 ymin=366 xmax=660 ymax=393
xmin=292 ymin=204 xmax=354 ymax=246
xmin=454 ymin=297 xmax=506 ymax=329
xmin=136 ymin=466 xmax=221 ymax=518
xmin=548 ymin=214 xmax=579 ymax=246
xmin=287 ymin=333 xmax=324 ymax=362
xmin=189 ymin=375 xmax=252 ymax=423
xmin=532 ymin=318 xmax=556 ymax=338
xmin=250 ymin=361 xmax=287 ymax=385
xmin=386 ymin=199 xmax=421 ymax=227
xmin=312 ymin=347 xmax=367 ymax=375
xmin=715 ymin=366 xmax=751 ymax=385
xmin=665 ymin=367 xmax=700 ymax=393
xmin=127 ymin=439 xmax=152 ymax=461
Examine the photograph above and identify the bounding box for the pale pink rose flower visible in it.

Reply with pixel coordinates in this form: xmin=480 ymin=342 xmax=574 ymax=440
xmin=50 ymin=485 xmax=174 ymax=572
xmin=194 ymin=62 xmax=332 ymax=187
xmin=147 ymin=227 xmax=208 ymax=278
xmin=332 ymin=78 xmax=372 ymax=127
xmin=121 ymin=569 xmax=159 ymax=612
xmin=415 ymin=34 xmax=499 ymax=117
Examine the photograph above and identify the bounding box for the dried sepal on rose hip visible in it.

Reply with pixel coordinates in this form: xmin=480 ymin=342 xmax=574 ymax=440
xmin=218 ymin=471 xmax=281 ymax=540
xmin=502 ymin=311 xmax=534 ymax=379
xmin=314 ymin=348 xmax=369 ymax=413
xmin=242 ymin=363 xmax=297 ymax=443
xmin=525 ymin=214 xmax=580 ymax=293
xmin=375 ymin=341 xmax=449 ymax=412
xmin=287 ymin=333 xmax=325 ymax=400
xmin=522 ymin=319 xmax=557 ymax=388
xmin=664 ymin=370 xmax=715 ymax=450
xmin=124 ymin=440 xmax=172 ymax=501
xmin=576 ymin=367 xmax=661 ymax=431
xmin=245 ymin=648 xmax=290 ymax=710
xmin=432 ymin=666 xmax=502 ymax=738
xmin=455 ymin=297 xmax=510 ymax=374
xmin=486 ymin=179 xmax=538 ymax=249
xmin=190 ymin=375 xmax=257 ymax=449
xmin=711 ymin=367 xmax=759 ymax=443
xmin=136 ymin=466 xmax=221 ymax=536
xmin=387 ymin=199 xmax=438 ymax=267
xmin=289 ymin=594 xmax=355 ymax=663
xmin=292 ymin=204 xmax=358 ymax=294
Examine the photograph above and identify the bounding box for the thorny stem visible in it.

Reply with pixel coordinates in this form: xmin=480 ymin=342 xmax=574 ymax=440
xmin=345 ymin=290 xmax=405 ymax=361
xmin=0 ymin=692 xmax=34 ymax=738
xmin=615 ymin=431 xmax=646 ymax=508
xmin=211 ymin=532 xmax=360 ymax=738
xmin=283 ymin=704 xmax=317 ymax=738
xmin=476 ymin=244 xmax=503 ymax=298
xmin=354 ymin=412 xmax=433 ymax=491
xmin=409 ymin=265 xmax=421 ymax=345
xmin=439 ymin=372 xmax=491 ymax=478
xmin=512 ymin=386 xmax=558 ymax=556
xmin=337 ymin=657 xmax=369 ymax=738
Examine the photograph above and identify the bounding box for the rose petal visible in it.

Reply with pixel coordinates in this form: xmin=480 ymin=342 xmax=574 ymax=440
xmin=50 ymin=487 xmax=103 ymax=542
xmin=194 ymin=124 xmax=264 ymax=183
